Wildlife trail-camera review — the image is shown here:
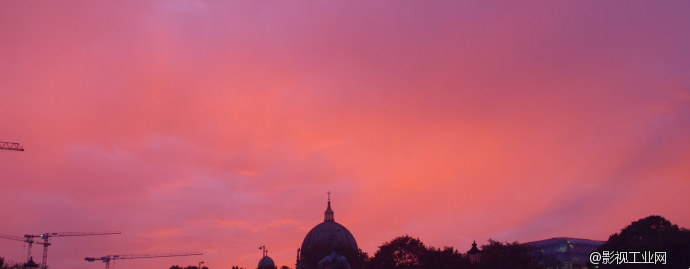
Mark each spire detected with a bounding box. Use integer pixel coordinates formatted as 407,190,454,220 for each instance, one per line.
324,191,334,222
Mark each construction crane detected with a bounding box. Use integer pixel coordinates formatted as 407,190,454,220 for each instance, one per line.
0,141,24,151
31,231,121,269
2,232,121,268
0,234,47,266
85,252,203,269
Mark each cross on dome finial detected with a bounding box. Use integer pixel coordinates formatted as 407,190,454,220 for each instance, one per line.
328,191,331,201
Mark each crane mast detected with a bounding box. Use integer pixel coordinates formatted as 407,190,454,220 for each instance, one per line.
86,252,203,269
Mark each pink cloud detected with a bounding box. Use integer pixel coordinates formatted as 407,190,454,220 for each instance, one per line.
1,1,689,268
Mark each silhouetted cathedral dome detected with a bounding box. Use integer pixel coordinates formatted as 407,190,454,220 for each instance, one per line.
300,195,358,251
258,256,275,269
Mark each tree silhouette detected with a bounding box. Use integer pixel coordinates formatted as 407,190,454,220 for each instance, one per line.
169,265,209,269
0,257,23,269
279,266,290,269
589,215,690,268
420,246,468,269
366,235,428,269
365,235,561,269
476,239,549,269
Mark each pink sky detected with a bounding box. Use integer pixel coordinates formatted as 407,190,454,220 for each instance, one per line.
1,1,690,269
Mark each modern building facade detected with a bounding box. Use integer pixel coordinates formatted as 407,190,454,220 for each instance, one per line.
523,237,605,269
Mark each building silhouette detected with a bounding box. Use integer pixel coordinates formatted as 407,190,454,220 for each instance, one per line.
524,237,605,269
296,193,358,269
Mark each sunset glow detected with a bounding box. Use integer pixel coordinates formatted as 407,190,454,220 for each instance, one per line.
1,1,689,269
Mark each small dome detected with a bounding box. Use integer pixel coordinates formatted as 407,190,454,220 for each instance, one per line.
24,257,39,268
258,256,275,269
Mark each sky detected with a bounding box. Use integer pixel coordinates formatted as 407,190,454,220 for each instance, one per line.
1,1,690,268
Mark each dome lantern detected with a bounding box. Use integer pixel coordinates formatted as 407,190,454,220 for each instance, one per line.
467,240,482,265
324,191,334,222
